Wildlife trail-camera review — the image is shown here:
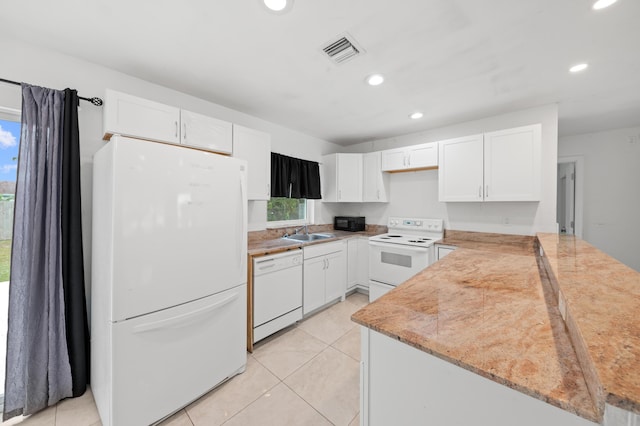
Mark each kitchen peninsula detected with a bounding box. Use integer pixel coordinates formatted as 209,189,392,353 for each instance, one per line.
353,231,640,426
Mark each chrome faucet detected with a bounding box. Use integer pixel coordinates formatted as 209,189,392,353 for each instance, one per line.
294,224,309,235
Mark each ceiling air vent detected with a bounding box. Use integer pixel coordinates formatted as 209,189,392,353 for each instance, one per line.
321,33,364,65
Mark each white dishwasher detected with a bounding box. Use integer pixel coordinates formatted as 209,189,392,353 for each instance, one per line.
253,249,303,343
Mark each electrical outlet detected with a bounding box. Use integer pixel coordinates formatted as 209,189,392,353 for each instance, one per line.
502,217,510,225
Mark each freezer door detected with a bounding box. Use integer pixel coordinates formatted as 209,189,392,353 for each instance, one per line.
109,285,246,426
107,137,247,321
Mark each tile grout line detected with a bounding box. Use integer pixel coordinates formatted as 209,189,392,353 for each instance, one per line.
218,379,282,425
216,358,283,426
279,381,336,426
183,408,195,426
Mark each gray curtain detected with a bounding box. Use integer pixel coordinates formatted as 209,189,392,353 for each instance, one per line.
3,85,73,418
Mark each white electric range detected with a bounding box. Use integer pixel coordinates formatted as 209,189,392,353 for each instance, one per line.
369,217,444,302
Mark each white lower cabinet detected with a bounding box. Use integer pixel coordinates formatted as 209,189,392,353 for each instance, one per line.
303,241,346,315
361,329,597,426
347,238,370,292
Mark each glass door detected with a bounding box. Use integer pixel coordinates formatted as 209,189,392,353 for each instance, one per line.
0,113,20,407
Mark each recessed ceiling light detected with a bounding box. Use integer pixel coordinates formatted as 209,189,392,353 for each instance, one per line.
366,74,384,86
569,63,589,73
262,0,294,13
593,0,618,10
409,112,424,120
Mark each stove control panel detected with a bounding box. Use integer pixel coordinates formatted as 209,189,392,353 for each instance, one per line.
387,217,443,232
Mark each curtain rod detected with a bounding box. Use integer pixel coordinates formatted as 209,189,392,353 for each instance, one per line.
0,77,103,106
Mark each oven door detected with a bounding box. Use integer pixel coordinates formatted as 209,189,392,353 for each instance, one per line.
369,241,431,286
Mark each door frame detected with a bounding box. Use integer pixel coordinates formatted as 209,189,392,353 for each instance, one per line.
557,156,584,238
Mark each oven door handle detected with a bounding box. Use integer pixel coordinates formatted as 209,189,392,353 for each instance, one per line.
368,241,430,252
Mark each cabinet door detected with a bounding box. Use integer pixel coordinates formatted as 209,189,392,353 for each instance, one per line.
181,110,232,154
103,89,180,143
325,250,347,303
303,256,326,315
347,239,358,291
407,143,438,169
357,238,369,288
438,134,484,202
484,124,541,202
337,154,363,202
233,125,271,200
381,148,407,171
363,152,389,202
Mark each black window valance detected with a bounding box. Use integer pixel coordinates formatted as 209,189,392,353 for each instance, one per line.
271,152,322,199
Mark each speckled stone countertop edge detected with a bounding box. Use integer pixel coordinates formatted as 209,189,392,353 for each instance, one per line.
352,231,600,423
537,233,640,417
351,312,599,423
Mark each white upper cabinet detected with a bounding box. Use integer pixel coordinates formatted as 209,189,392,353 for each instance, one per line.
232,125,271,201
180,110,232,154
322,153,363,202
363,152,389,202
380,148,406,171
438,124,542,202
483,125,541,201
438,134,485,202
381,142,438,172
103,90,234,155
104,90,180,144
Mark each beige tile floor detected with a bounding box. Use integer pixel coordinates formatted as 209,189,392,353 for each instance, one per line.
1,292,368,426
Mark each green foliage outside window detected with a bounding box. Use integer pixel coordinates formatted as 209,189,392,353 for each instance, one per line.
267,198,307,222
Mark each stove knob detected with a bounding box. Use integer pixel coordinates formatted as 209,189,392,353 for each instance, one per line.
416,221,422,226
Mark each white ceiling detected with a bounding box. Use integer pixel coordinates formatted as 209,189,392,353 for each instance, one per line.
2,0,640,145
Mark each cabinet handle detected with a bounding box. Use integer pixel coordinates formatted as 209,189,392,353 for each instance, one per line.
266,183,270,197
377,189,380,200
183,123,187,141
486,185,489,198
479,186,482,198
326,258,330,269
175,121,178,138
407,156,411,167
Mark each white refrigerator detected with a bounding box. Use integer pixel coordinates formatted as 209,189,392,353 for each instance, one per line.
91,135,247,426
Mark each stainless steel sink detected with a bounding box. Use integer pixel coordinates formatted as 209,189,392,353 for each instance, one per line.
283,233,336,242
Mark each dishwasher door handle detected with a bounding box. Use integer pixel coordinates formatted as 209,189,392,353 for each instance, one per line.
257,263,276,271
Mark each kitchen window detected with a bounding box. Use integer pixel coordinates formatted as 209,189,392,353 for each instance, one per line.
267,198,314,228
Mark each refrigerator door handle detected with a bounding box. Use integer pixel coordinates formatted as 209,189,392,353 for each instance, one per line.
132,292,240,333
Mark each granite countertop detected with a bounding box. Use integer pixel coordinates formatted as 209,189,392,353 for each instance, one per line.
537,233,640,416
247,225,386,257
352,231,599,422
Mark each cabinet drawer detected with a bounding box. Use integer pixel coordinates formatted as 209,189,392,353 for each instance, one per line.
304,240,346,259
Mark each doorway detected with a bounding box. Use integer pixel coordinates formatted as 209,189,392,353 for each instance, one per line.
557,156,584,237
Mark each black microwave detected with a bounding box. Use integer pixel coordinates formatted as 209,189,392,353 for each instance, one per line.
334,216,365,232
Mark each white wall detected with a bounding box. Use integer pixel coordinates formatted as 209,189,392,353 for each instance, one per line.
0,37,341,301
559,126,640,271
337,104,559,235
